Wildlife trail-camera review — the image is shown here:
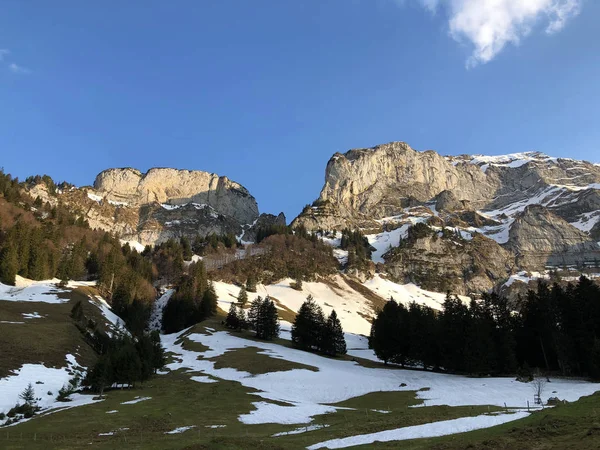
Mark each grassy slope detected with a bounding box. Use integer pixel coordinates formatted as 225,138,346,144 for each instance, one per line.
360,392,600,450
1,317,496,449
2,304,600,449
0,287,106,378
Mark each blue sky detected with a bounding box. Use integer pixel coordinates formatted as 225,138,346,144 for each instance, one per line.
1,1,598,220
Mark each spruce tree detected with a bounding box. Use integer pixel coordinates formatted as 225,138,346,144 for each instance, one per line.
248,296,263,336
0,243,18,285
237,286,248,307
200,282,218,319
225,302,240,329
291,295,325,351
371,298,402,365
150,330,166,373
322,310,346,356
237,305,248,330
260,297,280,340
19,383,36,406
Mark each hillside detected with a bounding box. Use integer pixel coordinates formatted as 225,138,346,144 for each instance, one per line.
0,278,124,421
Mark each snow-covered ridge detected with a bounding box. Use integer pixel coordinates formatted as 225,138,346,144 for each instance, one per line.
446,151,574,173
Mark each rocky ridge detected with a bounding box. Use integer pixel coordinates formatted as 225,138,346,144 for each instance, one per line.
29,167,282,246
293,142,600,293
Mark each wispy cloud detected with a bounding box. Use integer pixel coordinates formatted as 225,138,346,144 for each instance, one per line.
0,49,9,62
401,0,582,67
8,62,32,75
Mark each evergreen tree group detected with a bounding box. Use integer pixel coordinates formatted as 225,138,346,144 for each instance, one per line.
225,302,248,330
162,263,218,333
291,295,347,356
340,228,373,270
369,277,600,379
247,296,280,340
84,329,165,395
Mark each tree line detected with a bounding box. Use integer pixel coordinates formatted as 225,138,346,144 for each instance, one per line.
161,261,218,333
370,277,600,379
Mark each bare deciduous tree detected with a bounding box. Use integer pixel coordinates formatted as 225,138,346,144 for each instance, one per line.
532,377,547,405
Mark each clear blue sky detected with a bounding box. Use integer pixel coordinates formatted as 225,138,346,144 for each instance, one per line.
1,1,599,220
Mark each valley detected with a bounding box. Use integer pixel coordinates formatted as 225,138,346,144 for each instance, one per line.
1,142,600,449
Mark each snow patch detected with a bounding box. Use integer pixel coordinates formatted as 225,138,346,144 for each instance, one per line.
272,424,330,437
0,279,69,304
165,425,196,434
307,411,530,449
120,396,151,405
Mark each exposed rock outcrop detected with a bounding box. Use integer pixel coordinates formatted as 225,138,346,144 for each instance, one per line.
94,167,259,224
36,167,267,246
507,205,600,269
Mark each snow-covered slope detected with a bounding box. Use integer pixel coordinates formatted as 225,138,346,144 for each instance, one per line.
214,274,468,338
163,327,600,427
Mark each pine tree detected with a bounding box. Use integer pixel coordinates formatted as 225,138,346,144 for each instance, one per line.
260,297,280,340
0,243,18,285
19,383,36,406
291,295,325,351
71,300,85,323
200,282,218,319
237,286,248,307
248,296,263,335
87,355,113,396
371,298,402,365
225,302,240,329
236,305,248,330
322,310,346,356
150,330,166,374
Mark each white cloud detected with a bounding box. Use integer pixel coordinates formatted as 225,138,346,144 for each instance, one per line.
0,49,9,61
8,63,32,75
409,0,582,67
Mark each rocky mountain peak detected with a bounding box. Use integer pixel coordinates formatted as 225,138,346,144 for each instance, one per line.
93,167,258,224
293,140,600,276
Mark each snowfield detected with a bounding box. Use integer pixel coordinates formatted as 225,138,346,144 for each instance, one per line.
0,354,99,422
362,275,470,310
213,274,464,337
162,328,600,427
213,277,377,336
0,279,69,304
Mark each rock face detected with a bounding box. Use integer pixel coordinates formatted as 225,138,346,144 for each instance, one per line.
293,141,600,275
507,205,600,269
44,167,274,246
94,168,258,224
385,232,514,296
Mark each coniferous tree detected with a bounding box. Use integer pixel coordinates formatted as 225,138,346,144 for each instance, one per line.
19,383,36,406
236,305,248,330
86,355,113,396
291,295,325,351
371,298,403,365
150,330,166,374
248,296,264,336
201,282,218,318
321,310,346,356
260,297,280,340
225,302,240,329
237,286,248,307
0,243,18,285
